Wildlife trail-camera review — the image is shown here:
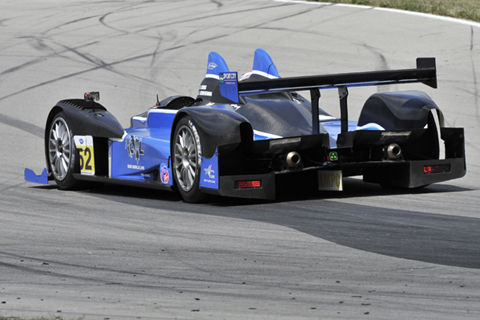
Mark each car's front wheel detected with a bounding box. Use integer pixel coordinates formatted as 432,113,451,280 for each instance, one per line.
172,116,206,203
47,112,81,189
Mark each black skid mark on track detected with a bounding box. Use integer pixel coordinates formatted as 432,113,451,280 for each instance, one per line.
0,49,164,102
0,251,195,290
150,32,164,68
99,12,130,36
211,0,223,8
40,15,102,36
13,36,102,71
50,37,160,85
470,26,479,122
358,43,395,93
0,113,43,138
215,199,480,270
132,2,299,34
53,41,117,73
168,6,321,48
0,57,46,76
87,182,479,270
97,1,195,36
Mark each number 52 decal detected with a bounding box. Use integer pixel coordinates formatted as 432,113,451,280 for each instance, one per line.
74,136,95,176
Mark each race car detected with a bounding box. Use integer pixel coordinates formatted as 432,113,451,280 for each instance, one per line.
25,49,466,202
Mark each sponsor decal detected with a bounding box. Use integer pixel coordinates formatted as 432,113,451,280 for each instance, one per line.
199,152,218,189
219,72,239,103
208,62,217,70
220,72,236,81
127,164,145,170
204,164,215,181
318,170,343,191
125,135,144,164
200,85,207,90
199,90,212,97
141,173,153,180
161,166,170,184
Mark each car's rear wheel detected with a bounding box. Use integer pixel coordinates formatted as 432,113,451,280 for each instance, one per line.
172,116,206,203
48,112,81,189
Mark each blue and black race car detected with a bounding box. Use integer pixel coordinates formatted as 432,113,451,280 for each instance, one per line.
25,49,466,202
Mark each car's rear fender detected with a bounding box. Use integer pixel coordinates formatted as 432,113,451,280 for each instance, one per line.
358,91,444,130
172,107,253,159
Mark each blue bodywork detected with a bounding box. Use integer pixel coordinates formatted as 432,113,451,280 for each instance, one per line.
110,110,175,185
109,108,222,190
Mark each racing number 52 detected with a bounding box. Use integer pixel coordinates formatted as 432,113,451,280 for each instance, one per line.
79,147,93,171
74,135,95,176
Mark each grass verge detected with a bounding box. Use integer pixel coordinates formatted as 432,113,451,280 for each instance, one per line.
0,317,83,320
308,0,480,22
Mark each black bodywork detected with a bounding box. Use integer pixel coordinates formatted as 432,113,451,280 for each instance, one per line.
40,51,466,201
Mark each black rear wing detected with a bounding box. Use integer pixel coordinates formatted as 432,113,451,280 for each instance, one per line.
220,58,436,135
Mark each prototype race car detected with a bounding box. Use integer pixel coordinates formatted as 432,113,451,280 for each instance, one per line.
25,49,466,202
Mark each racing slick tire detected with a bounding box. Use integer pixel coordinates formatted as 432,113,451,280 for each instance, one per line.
47,112,82,190
172,116,207,203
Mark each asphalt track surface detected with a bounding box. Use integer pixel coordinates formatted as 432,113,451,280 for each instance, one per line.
1,1,479,319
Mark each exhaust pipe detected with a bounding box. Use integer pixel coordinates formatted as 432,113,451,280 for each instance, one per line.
386,143,402,160
286,151,302,168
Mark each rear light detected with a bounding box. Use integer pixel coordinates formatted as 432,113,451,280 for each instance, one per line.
234,180,262,189
424,164,450,174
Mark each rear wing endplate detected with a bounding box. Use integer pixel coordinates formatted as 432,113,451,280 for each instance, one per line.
220,58,437,136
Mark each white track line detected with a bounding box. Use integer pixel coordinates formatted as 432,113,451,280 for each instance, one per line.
272,0,480,28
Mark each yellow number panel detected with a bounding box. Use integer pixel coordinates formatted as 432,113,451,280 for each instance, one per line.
74,136,95,176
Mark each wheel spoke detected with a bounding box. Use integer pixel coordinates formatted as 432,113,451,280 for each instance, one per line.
63,127,68,143
185,168,192,189
187,135,194,149
50,153,57,166
55,157,61,175
179,132,185,149
52,124,58,140
174,159,182,169
175,142,183,152
56,123,62,139
63,152,70,165
188,165,195,179
181,167,188,188
61,157,68,175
